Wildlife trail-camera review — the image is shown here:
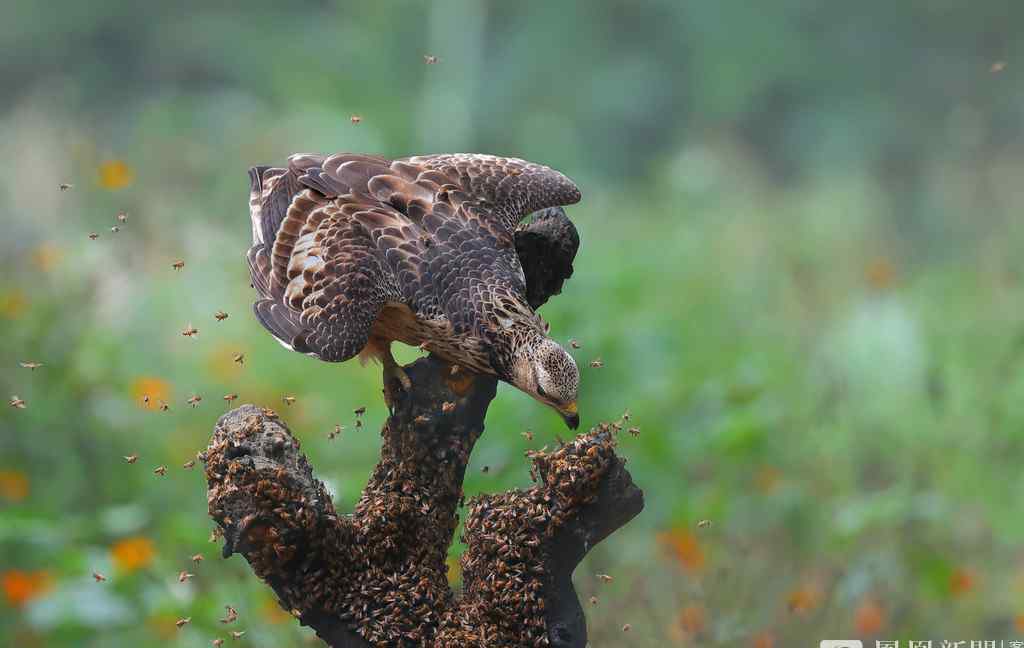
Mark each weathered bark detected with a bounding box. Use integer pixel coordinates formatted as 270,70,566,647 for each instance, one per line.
201,208,644,647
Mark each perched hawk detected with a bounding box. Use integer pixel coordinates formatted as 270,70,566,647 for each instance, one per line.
246,153,583,428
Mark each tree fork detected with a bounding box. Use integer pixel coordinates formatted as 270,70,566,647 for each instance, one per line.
201,207,644,646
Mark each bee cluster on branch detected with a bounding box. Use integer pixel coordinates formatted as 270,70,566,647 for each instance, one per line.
202,364,642,647
199,197,643,647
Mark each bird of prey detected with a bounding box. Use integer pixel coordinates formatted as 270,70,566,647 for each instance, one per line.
246,153,583,428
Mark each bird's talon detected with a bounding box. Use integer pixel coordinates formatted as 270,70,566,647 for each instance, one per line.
381,346,412,410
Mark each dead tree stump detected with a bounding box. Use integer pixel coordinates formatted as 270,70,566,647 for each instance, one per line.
201,207,644,647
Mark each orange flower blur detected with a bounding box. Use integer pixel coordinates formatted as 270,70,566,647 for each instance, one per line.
949,567,975,597
0,470,29,502
676,603,707,638
98,160,135,190
865,256,898,291
111,536,155,572
787,583,824,614
0,290,28,320
854,595,886,634
131,376,171,410
755,466,782,494
31,243,63,273
2,570,52,607
658,529,705,572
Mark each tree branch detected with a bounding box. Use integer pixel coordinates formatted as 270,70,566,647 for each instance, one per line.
201,206,643,646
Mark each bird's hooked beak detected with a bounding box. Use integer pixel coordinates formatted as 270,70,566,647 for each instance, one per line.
559,401,580,430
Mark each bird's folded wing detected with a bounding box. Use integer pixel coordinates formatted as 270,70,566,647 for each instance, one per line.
248,169,407,362
247,153,579,357
302,153,579,334
300,152,581,235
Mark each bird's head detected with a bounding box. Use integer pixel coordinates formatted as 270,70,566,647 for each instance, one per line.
510,336,580,429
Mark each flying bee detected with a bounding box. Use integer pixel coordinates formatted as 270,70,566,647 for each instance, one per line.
628,426,640,438
175,617,191,629
178,571,193,583
230,631,245,639
233,352,245,365
350,115,362,124
110,226,119,233
117,211,127,223
697,519,712,528
622,624,631,633
18,361,43,370
213,640,224,647
220,605,238,624
153,465,167,476
329,424,343,440
124,454,138,464
353,405,366,416
589,596,598,605
93,571,107,582
187,394,202,408
158,400,170,411
223,393,238,404
414,414,430,424
442,401,455,413
597,573,613,584
991,61,1007,73
191,553,204,563
9,396,26,409
182,323,199,337
88,232,99,240
521,430,534,441
590,358,604,368
214,310,229,321
570,338,582,349
480,465,489,474
354,418,363,428
172,260,185,270
282,395,296,406
182,459,196,469
59,183,73,191
424,54,439,64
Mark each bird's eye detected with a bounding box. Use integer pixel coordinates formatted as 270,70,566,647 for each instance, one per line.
536,383,548,398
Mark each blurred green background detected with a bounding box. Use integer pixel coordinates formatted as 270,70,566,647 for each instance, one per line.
2,1,1023,646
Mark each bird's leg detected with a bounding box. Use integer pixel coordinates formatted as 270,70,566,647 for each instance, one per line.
381,342,412,409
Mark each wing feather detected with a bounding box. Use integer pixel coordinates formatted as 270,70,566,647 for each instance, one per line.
245,152,580,363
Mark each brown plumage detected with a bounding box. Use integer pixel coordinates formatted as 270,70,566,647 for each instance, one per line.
246,152,583,427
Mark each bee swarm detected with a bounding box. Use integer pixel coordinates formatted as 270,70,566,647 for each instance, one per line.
200,209,642,647
201,359,642,647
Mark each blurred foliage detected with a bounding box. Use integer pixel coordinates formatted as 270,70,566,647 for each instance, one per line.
2,1,1024,646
